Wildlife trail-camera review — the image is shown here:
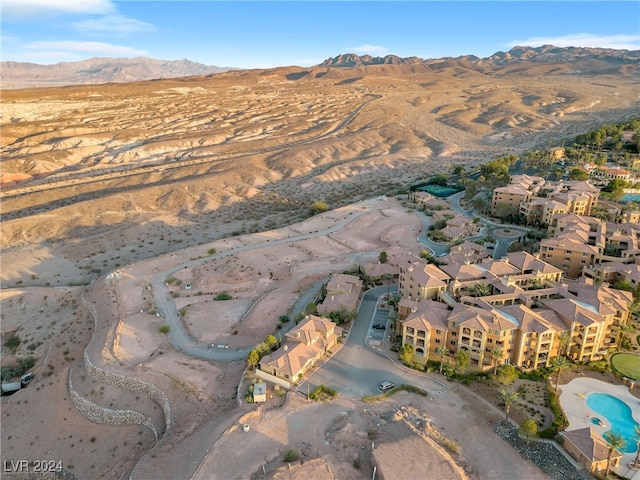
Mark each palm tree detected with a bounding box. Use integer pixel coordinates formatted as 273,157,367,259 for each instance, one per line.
470,283,491,297
435,346,448,375
499,388,519,422
628,301,640,320
632,425,640,468
603,431,626,479
551,357,571,390
616,322,634,351
556,332,571,357
492,348,504,375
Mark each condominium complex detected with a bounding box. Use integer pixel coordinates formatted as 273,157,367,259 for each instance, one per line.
540,213,640,278
491,175,599,223
396,250,633,371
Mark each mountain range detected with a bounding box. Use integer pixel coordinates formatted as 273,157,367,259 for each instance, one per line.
2,45,639,88
0,57,233,88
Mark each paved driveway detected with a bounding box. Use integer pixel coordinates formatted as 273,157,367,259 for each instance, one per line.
303,286,447,398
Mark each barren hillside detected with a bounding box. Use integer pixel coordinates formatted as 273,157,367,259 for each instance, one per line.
1,53,639,285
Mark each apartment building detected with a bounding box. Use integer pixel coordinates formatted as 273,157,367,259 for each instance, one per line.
491,175,599,222
539,233,600,278
491,174,546,217
396,251,632,369
541,214,640,278
317,273,363,315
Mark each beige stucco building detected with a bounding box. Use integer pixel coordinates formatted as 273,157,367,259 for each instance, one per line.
259,315,342,382
396,251,633,370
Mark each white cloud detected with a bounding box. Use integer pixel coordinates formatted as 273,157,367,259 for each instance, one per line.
349,44,390,55
2,0,115,19
73,15,155,37
507,34,640,51
25,40,148,57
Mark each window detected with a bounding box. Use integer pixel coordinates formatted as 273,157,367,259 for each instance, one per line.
451,331,458,337
450,340,456,346
435,339,441,344
435,330,441,335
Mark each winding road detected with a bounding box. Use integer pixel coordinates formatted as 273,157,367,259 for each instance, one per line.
151,204,378,361
417,191,529,259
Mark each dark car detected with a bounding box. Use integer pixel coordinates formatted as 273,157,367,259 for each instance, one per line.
373,324,386,330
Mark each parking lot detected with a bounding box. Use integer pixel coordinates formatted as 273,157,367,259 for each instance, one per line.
368,307,389,344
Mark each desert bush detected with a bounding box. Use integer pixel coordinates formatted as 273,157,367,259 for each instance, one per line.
159,325,170,334
497,364,518,385
3,335,21,349
216,292,232,301
310,201,329,215
442,438,459,454
283,449,298,462
309,385,337,401
520,418,538,437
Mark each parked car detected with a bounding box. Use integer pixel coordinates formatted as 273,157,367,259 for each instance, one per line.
373,324,386,330
378,381,395,393
21,372,34,387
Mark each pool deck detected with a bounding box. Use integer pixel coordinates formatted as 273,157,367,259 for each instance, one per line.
560,377,640,479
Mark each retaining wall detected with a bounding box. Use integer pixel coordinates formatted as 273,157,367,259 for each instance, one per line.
74,285,171,440
68,370,158,442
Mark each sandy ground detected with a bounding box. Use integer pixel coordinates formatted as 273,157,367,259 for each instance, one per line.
191,387,548,480
0,197,427,479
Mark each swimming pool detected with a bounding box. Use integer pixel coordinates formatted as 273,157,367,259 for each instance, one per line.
586,393,639,453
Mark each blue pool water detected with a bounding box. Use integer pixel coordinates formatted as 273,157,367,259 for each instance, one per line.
586,393,639,453
623,194,640,203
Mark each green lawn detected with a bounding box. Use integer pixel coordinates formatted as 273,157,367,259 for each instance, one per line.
610,353,640,382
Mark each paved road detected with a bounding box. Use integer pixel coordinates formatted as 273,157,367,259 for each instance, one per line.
303,286,448,397
151,206,373,361
447,191,530,259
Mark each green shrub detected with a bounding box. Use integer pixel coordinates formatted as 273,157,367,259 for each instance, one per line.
283,449,298,462
309,385,338,401
159,325,170,334
547,385,569,432
310,201,329,215
3,336,21,349
1,356,36,382
520,418,538,437
207,248,217,255
442,438,459,454
518,367,551,382
216,292,232,301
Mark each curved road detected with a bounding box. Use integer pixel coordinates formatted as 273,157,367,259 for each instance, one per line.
151,205,376,361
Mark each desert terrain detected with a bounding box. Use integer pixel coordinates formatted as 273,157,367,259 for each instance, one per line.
1,50,639,479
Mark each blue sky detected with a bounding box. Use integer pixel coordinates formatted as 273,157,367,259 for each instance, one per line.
2,1,639,68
